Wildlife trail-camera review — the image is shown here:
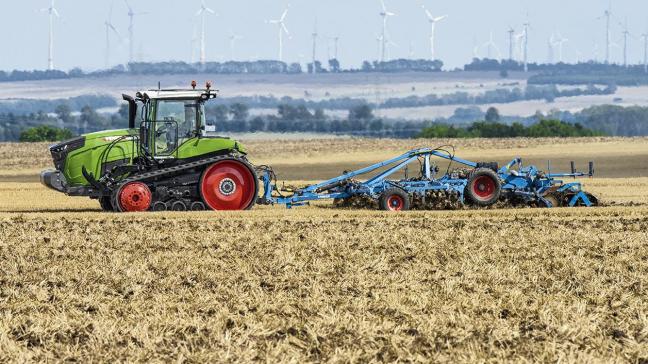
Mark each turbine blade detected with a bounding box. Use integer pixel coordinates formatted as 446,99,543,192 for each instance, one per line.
205,7,215,14
195,9,203,16
124,0,133,12
52,8,60,17
282,23,290,36
281,8,289,21
379,0,387,12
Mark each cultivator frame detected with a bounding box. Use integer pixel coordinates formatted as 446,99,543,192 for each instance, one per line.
257,146,598,210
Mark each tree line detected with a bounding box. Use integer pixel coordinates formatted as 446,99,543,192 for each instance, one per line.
211,84,615,111
0,59,442,83
417,119,603,139
11,102,648,143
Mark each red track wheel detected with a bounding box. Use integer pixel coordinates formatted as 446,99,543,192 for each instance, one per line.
117,182,152,212
200,159,258,211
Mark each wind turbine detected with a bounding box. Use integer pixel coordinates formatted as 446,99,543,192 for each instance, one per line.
523,20,531,71
195,0,216,65
482,31,501,59
124,0,148,64
228,30,243,61
41,0,60,70
105,4,123,68
620,19,630,67
553,32,568,63
642,31,648,73
331,36,340,60
311,19,318,74
598,1,613,64
267,6,290,62
421,4,447,61
507,27,515,61
547,34,555,63
378,0,396,62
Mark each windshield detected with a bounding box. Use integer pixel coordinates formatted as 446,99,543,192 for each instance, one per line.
155,100,198,139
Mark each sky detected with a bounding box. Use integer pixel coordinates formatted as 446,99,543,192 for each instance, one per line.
1,0,647,72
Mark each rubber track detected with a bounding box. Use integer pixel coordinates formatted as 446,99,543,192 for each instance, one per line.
114,154,247,190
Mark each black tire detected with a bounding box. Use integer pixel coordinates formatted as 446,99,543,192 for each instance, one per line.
99,196,114,212
379,188,411,211
464,168,502,207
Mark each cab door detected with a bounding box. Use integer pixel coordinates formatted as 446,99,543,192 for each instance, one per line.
151,100,200,159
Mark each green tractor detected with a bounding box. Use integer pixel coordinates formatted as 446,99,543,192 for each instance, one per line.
40,83,259,212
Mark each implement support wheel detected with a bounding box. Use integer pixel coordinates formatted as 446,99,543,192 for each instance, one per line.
465,168,502,207
200,158,258,211
379,188,411,211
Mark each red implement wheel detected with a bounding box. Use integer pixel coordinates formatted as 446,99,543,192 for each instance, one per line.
465,168,501,206
117,182,152,212
379,188,411,211
200,159,258,211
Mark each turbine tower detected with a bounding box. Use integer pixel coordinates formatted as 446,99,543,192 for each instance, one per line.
507,27,515,61
598,1,612,64
547,35,555,63
621,19,630,67
228,30,243,61
421,4,447,60
41,0,60,70
195,0,216,65
105,5,122,68
267,6,290,62
642,32,648,73
125,0,148,64
378,0,396,62
332,36,340,60
523,20,530,72
311,19,318,74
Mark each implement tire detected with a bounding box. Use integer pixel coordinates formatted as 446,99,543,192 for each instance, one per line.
379,188,411,211
465,168,502,207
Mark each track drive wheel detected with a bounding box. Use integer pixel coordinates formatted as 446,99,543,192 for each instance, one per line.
379,188,411,211
200,158,258,211
464,168,502,207
114,182,152,212
99,196,114,212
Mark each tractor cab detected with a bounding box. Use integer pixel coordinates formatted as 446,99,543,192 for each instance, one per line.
124,82,219,161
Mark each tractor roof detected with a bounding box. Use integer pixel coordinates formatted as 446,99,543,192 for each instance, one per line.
136,89,217,101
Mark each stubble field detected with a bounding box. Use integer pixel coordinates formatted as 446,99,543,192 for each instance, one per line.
0,137,647,362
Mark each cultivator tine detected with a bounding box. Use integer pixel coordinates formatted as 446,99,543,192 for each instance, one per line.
570,161,576,176
588,161,595,177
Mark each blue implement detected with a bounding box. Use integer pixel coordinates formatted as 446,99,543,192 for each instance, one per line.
256,146,599,210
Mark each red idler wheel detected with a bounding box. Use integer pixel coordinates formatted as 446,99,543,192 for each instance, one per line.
465,168,502,206
117,182,152,212
200,159,258,211
379,188,411,211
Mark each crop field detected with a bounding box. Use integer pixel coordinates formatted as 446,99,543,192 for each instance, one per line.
1,137,647,362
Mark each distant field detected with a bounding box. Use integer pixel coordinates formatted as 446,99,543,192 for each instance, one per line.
1,137,647,361
3,72,648,121
4,137,647,182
